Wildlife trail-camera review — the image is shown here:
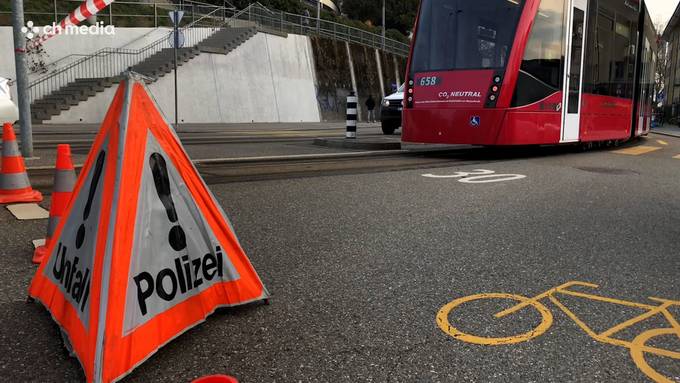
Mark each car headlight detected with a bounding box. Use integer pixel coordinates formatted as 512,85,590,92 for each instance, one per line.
383,99,390,107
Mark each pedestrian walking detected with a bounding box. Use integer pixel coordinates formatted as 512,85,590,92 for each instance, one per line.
366,95,376,123
303,9,311,30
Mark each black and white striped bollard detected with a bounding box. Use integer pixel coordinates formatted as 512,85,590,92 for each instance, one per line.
346,91,358,139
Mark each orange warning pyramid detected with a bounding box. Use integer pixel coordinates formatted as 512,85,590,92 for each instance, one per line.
28,75,269,383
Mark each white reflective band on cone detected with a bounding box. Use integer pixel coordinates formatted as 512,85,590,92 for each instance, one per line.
3,142,21,157
53,170,77,193
0,172,31,190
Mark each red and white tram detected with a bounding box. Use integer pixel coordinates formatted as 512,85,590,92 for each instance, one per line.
402,0,657,146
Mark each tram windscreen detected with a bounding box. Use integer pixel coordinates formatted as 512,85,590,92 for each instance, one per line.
410,0,526,73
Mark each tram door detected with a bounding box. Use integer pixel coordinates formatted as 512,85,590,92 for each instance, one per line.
561,0,588,142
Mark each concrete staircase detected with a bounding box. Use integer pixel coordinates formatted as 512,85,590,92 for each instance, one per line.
198,25,257,54
31,25,257,124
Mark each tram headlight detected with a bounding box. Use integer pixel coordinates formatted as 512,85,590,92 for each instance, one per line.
383,99,390,107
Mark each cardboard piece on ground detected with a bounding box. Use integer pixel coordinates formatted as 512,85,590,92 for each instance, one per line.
6,203,50,220
32,238,46,249
28,75,269,383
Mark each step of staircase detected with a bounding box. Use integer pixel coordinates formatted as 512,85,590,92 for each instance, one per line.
31,25,258,124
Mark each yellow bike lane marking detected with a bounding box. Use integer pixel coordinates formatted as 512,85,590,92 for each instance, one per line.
436,281,680,383
613,146,663,156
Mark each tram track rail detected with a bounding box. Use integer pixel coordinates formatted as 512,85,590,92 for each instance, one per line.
25,141,607,194
27,148,495,193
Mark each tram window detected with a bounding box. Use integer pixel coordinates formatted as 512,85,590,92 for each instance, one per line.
612,22,634,98
511,0,566,107
583,0,638,100
585,11,615,96
410,0,524,73
478,24,500,68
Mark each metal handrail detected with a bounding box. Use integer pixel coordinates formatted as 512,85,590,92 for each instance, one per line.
28,6,236,102
27,2,409,103
39,28,166,71
241,2,409,56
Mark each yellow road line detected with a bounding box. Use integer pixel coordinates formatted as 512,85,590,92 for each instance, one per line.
657,140,669,146
495,281,599,318
437,293,553,345
659,308,680,338
548,295,600,339
558,289,656,310
613,146,662,156
599,307,663,338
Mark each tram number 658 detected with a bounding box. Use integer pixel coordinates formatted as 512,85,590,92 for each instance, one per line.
419,76,440,87
422,169,526,184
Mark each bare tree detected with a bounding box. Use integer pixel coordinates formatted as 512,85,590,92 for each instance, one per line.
654,17,669,109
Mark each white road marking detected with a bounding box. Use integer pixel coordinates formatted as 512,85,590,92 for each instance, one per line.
459,174,527,183
422,169,495,179
422,169,526,184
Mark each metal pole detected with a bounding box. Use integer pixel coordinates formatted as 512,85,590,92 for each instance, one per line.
173,14,179,130
382,0,386,51
317,0,321,34
11,0,33,158
53,0,58,23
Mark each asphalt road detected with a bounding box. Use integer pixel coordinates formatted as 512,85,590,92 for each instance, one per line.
1,134,679,382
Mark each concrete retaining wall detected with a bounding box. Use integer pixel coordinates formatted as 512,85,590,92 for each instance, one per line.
310,37,406,122
49,33,321,124
1,26,406,124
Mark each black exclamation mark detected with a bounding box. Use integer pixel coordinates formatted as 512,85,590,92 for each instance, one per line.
76,151,106,250
149,153,186,251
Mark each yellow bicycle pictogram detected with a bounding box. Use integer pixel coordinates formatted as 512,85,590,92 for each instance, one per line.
436,281,680,383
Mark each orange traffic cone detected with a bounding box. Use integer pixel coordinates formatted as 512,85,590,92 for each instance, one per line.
33,144,76,264
0,123,42,204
